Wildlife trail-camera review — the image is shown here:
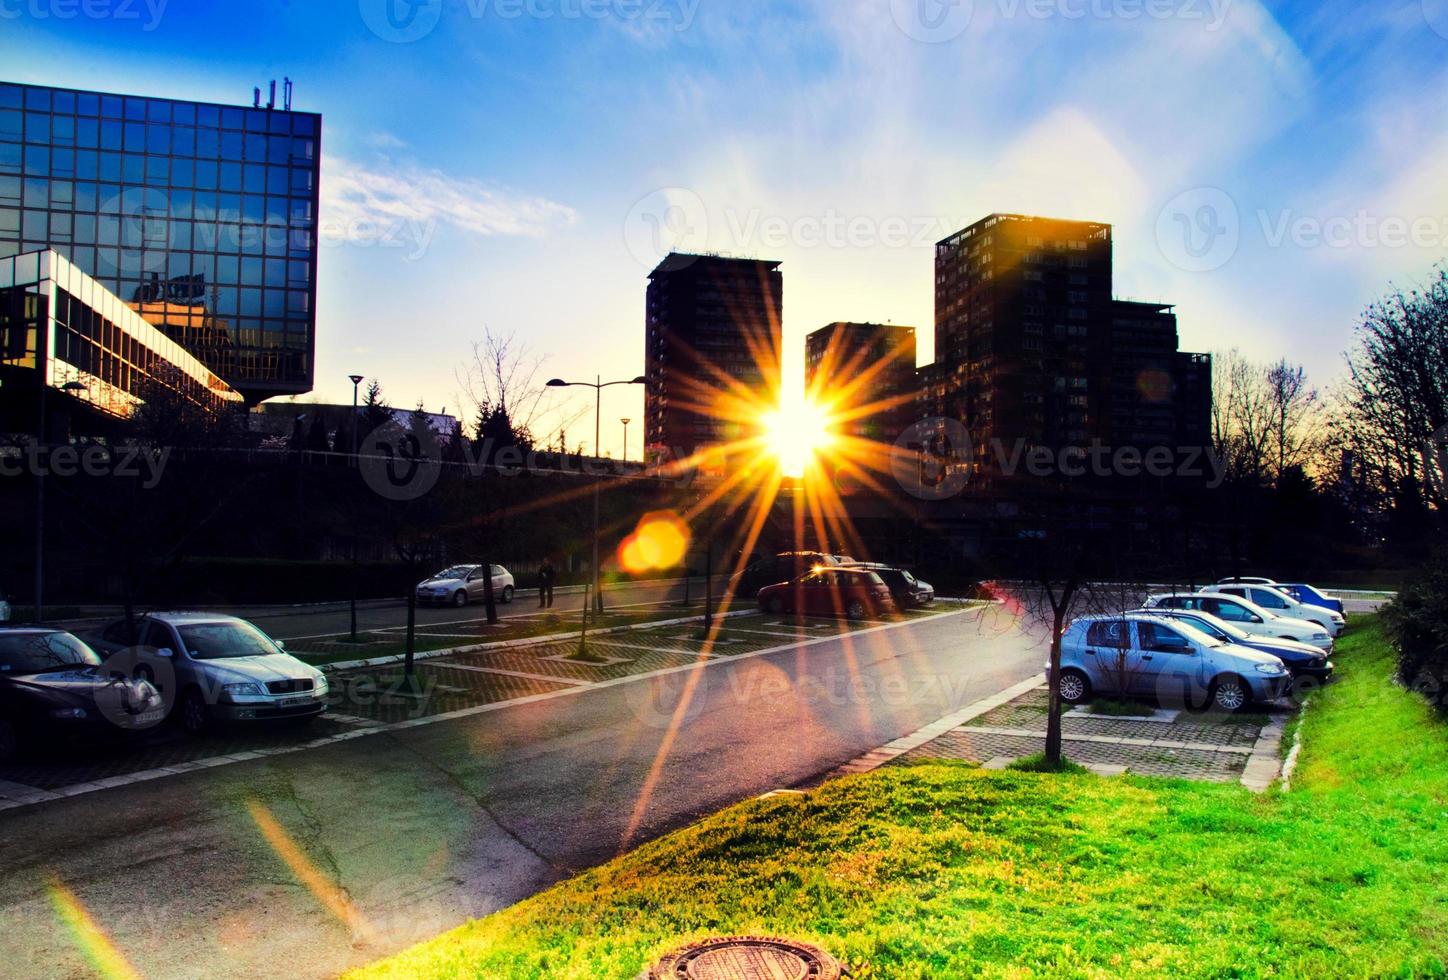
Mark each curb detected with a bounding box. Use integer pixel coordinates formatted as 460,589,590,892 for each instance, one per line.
313,609,758,673
824,672,1047,779
1240,713,1289,793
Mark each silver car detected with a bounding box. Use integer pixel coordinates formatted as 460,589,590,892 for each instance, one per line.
92,613,328,734
415,564,516,607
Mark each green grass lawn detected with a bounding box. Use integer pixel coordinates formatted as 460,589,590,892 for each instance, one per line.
349,617,1448,978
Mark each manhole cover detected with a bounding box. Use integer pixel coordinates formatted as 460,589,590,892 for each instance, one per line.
649,936,845,979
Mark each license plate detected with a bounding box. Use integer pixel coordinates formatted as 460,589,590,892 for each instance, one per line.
277,695,313,708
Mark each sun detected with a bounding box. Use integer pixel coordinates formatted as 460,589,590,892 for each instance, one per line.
762,398,836,477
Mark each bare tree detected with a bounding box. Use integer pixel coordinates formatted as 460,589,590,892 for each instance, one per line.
1265,359,1326,480
1340,265,1448,511
455,328,584,452
1212,349,1326,487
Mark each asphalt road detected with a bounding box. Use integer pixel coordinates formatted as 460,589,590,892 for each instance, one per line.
0,605,1045,979
206,576,716,643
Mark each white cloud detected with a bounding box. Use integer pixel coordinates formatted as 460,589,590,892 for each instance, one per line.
321,157,580,239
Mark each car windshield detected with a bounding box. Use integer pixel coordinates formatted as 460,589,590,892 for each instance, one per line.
1168,620,1223,648
177,622,283,660
0,632,102,674
431,566,476,581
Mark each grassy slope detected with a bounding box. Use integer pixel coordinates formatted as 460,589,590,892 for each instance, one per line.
350,619,1448,979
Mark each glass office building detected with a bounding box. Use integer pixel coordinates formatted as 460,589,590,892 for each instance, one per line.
0,248,242,427
0,81,321,401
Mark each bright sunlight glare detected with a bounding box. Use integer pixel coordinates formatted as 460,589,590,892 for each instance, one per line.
762,398,836,477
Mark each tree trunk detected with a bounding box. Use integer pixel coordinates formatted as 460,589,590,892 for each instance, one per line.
1045,625,1064,766
483,560,498,625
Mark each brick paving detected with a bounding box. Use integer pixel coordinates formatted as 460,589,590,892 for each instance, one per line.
888,685,1286,784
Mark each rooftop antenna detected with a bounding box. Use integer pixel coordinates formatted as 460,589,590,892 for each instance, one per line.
266,79,276,110
283,77,293,111
252,87,261,108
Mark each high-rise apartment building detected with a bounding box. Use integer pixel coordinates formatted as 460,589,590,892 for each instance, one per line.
0,80,321,402
804,321,916,446
931,213,1209,478
644,253,782,465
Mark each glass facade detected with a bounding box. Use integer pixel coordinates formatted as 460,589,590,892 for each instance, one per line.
0,249,243,420
0,81,321,400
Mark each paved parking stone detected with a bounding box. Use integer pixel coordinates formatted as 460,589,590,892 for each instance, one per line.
888,686,1286,784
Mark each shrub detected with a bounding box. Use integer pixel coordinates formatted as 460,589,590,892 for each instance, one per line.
1381,556,1448,711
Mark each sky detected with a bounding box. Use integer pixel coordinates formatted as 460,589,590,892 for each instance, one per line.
4,0,1448,456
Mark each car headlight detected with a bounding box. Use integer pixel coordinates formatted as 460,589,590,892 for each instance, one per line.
223,682,264,697
1255,663,1286,675
1312,631,1330,640
313,674,329,696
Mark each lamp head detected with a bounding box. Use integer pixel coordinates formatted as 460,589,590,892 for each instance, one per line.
348,374,365,386
546,379,568,387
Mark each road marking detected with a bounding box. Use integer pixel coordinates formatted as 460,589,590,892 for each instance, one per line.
421,662,593,687
0,606,978,812
717,627,826,639
586,640,722,659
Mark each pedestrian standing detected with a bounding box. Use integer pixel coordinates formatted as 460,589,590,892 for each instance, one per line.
539,558,556,609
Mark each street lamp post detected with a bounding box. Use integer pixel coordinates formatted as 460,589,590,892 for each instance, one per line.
348,374,365,459
348,374,364,642
620,418,631,464
546,375,647,616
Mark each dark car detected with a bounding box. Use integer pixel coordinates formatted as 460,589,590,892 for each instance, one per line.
0,628,163,761
731,552,838,598
757,567,895,620
1132,608,1333,687
840,563,935,608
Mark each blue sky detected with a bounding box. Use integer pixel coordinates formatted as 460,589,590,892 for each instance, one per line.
4,0,1448,454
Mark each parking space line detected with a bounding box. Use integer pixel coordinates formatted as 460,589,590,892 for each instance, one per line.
0,606,974,811
421,662,593,686
586,640,722,659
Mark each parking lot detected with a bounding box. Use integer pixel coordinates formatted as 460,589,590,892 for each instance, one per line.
0,604,964,806
889,684,1292,786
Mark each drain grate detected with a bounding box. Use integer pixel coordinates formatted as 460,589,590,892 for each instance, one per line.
649,936,845,979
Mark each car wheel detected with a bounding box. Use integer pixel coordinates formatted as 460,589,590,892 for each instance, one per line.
500,585,514,604
179,687,212,735
452,590,468,608
1210,675,1250,713
1059,669,1090,705
0,719,17,763
846,600,866,620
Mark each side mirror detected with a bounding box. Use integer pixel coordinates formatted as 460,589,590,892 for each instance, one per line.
1250,615,1263,624
156,648,175,659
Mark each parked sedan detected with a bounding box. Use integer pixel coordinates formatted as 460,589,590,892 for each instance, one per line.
415,564,516,607
840,563,935,608
731,552,839,599
0,628,163,761
1143,593,1334,651
757,567,894,620
1215,576,1278,586
1056,614,1292,712
92,613,328,734
1208,583,1345,636
1275,583,1346,616
1130,607,1333,687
